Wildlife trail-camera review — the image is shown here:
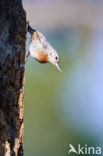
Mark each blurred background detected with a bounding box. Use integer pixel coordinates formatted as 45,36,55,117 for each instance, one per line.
23,0,103,155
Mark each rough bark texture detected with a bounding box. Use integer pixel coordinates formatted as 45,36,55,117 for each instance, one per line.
0,0,26,155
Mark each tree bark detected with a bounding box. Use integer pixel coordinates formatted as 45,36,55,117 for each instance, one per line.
0,0,26,155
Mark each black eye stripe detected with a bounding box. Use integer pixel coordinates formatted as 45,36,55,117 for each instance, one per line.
55,56,58,60
50,53,58,59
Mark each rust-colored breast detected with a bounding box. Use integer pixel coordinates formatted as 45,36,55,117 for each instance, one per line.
38,50,48,63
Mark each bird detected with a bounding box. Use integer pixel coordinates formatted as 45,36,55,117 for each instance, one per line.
27,24,62,72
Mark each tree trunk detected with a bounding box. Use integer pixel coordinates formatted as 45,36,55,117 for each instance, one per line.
0,0,26,155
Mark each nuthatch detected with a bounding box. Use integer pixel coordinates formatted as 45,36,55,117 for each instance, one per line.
27,24,62,72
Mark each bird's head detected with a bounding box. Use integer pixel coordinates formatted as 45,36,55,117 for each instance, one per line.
47,48,62,72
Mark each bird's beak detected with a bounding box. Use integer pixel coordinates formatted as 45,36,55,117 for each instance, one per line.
56,63,62,72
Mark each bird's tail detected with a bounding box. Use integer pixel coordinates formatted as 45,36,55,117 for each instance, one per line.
27,22,36,34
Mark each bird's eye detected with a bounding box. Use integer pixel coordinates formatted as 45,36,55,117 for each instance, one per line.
55,56,58,60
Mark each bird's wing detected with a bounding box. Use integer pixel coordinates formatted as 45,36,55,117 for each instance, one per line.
27,23,36,34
